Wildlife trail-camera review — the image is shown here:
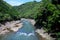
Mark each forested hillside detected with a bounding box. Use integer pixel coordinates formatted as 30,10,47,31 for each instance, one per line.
14,1,40,19
0,0,41,23
14,0,60,39
35,0,60,40
0,0,20,23
14,0,60,40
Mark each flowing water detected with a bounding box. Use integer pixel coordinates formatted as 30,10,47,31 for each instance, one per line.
0,20,39,40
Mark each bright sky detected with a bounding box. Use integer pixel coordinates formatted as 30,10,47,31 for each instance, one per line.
4,0,41,6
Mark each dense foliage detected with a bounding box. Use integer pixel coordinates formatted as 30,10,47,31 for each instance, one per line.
0,0,20,23
14,1,40,19
0,0,60,40
35,0,60,40
14,0,60,39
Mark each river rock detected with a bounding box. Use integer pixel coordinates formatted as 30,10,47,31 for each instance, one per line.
0,20,23,35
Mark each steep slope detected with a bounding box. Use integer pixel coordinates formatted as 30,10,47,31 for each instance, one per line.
0,0,11,22
14,1,40,19
34,0,60,40
0,0,20,23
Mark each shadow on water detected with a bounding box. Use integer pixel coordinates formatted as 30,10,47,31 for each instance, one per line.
0,20,39,40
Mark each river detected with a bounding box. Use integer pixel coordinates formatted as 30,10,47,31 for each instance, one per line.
0,20,39,40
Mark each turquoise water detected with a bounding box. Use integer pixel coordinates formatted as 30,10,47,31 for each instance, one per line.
1,20,39,40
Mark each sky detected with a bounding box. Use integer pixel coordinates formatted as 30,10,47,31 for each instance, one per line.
4,0,41,6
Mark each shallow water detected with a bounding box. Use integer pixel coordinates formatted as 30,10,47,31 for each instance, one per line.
0,20,39,40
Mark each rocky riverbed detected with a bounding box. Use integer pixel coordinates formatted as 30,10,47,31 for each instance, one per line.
0,18,54,40
0,18,35,35
35,28,54,40
0,20,23,35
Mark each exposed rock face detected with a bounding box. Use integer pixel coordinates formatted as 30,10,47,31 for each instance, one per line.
35,28,55,40
0,19,35,35
0,20,23,35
